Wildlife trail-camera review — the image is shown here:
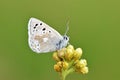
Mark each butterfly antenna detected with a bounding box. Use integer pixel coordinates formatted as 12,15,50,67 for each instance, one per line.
64,18,70,35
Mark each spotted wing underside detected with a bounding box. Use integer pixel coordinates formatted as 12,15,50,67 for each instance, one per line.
28,18,63,53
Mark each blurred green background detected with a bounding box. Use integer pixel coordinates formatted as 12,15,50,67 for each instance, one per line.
0,0,120,80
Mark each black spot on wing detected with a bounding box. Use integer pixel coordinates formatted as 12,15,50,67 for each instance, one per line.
42,28,46,31
33,26,36,29
34,24,38,29
40,23,42,25
35,24,38,26
49,31,51,33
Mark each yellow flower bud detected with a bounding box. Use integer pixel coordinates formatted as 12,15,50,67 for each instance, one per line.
79,59,87,68
61,48,67,51
75,59,87,69
57,48,66,58
67,48,73,54
74,60,79,64
76,48,82,54
73,48,82,60
53,45,89,75
53,52,60,61
54,64,61,72
67,45,74,50
63,62,69,70
65,48,74,61
58,51,64,58
57,61,62,68
80,67,89,74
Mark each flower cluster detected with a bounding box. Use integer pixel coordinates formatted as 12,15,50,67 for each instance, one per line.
53,45,88,80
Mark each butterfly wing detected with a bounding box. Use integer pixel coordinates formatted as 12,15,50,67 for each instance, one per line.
28,18,63,53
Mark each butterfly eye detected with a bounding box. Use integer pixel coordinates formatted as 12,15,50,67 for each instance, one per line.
64,37,68,40
65,37,68,40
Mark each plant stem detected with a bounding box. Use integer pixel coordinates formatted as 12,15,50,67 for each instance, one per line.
61,70,66,80
61,68,75,80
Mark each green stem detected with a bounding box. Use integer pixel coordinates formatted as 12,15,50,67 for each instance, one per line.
61,68,75,80
61,70,66,80
61,60,75,80
68,60,74,69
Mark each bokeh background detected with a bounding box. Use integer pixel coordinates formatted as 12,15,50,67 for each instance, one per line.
0,0,120,80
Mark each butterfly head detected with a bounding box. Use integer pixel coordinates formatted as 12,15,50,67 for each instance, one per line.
63,35,69,41
62,35,69,46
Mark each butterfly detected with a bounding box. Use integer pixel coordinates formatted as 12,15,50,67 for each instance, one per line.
28,18,69,53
